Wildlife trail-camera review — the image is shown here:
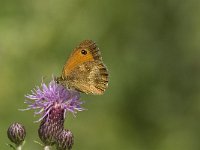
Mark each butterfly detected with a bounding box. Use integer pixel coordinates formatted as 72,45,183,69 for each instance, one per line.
56,40,109,95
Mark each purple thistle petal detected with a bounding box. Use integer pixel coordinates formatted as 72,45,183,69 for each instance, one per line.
23,79,84,121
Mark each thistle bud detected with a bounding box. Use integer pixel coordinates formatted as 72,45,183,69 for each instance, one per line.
56,129,74,150
7,122,26,146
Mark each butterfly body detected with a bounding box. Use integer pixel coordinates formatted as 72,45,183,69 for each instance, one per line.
57,40,109,95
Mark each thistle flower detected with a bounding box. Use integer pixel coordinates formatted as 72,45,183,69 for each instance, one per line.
24,79,84,145
7,122,26,147
56,129,74,150
25,80,84,121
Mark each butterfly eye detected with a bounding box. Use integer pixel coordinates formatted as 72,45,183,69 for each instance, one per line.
81,49,87,55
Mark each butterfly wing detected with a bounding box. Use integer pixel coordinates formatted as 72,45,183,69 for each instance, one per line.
58,40,109,95
65,61,108,94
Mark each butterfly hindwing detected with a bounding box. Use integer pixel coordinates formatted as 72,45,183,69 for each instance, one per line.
65,61,108,95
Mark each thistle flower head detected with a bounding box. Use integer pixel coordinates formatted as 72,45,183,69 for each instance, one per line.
38,104,65,145
24,79,84,122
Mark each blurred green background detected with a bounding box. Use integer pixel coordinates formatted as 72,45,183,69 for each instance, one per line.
1,0,200,150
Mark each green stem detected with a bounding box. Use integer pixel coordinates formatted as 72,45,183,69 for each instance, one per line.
16,145,22,150
44,146,51,150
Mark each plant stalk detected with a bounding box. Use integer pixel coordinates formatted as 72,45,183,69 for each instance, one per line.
44,146,51,150
16,145,22,150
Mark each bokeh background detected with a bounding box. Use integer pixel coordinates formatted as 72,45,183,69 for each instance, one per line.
1,0,200,150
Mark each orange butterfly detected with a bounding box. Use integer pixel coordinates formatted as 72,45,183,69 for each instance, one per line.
56,40,109,95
